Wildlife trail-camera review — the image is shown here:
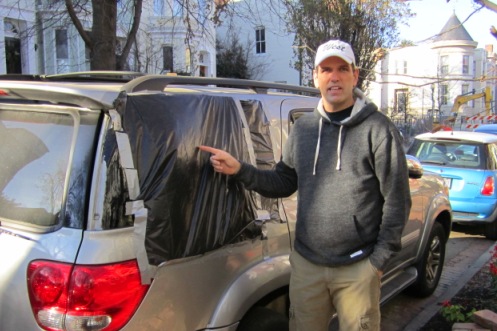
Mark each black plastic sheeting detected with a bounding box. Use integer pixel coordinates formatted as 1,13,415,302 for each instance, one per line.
240,100,279,221
116,93,259,265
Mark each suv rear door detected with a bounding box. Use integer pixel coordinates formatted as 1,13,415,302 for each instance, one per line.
0,91,102,330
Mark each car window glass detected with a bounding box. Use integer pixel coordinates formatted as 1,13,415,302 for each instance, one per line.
288,108,313,133
0,109,97,229
410,140,484,169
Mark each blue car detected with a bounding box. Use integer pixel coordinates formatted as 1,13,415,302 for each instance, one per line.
474,124,497,134
407,130,497,239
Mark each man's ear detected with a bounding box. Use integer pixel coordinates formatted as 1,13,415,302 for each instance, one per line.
313,69,319,88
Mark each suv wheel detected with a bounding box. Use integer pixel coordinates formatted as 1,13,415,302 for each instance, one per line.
484,220,497,240
237,307,288,331
406,222,446,298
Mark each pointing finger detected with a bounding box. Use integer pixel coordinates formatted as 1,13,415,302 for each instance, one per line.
198,145,220,155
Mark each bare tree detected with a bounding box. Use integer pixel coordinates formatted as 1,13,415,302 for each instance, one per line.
64,0,142,70
281,0,413,89
5,0,224,72
459,0,497,40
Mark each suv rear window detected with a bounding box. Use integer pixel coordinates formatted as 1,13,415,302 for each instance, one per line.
0,108,98,230
408,140,485,169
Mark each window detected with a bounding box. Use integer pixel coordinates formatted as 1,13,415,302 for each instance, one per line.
173,1,183,16
394,89,408,114
408,140,483,169
256,27,266,54
440,84,449,105
55,29,68,59
0,109,99,228
463,55,469,74
440,55,448,75
163,46,173,72
4,21,21,74
153,0,163,15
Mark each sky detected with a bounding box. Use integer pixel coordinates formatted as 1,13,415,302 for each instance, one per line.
398,0,497,48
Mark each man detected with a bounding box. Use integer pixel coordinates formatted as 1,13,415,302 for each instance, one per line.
200,39,411,331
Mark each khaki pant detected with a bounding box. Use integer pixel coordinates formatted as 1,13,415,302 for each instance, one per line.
289,250,381,331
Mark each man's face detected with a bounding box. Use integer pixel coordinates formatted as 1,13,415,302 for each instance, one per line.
313,56,359,112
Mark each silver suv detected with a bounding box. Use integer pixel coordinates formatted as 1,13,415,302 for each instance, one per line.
0,73,452,331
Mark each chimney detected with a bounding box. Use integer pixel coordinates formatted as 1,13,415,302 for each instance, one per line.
486,44,494,54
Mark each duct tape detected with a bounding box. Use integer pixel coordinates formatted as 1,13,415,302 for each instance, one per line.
127,200,155,284
109,109,122,131
125,168,140,200
115,132,135,169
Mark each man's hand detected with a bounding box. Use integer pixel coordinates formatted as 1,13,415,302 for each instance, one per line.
198,146,241,175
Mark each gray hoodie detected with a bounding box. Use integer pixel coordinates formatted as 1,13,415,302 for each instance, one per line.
235,88,412,271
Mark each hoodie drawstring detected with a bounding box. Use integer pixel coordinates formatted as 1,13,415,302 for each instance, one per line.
313,117,322,175
312,120,343,175
336,125,343,170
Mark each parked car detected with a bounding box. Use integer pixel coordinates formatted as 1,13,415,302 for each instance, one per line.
474,123,497,134
0,72,452,331
407,130,497,239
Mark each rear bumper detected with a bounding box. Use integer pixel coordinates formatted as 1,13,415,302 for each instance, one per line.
450,198,497,224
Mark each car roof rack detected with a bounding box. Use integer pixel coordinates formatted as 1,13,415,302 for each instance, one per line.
45,71,144,82
0,71,144,83
122,75,320,96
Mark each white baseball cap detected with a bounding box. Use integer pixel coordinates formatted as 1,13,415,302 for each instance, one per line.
314,40,356,67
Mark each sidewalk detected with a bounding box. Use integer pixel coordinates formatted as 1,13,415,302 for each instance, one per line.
380,235,495,331
404,241,494,330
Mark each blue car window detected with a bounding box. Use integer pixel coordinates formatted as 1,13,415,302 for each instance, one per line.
412,140,485,169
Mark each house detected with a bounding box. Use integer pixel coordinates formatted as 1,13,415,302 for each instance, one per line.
0,0,216,76
368,13,497,130
215,0,301,84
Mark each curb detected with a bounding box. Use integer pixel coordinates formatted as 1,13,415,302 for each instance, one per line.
403,245,494,331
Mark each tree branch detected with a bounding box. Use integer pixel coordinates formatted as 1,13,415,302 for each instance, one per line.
65,0,92,47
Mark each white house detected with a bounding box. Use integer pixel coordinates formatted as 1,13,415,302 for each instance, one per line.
0,0,216,76
368,13,497,129
0,0,38,74
216,0,300,84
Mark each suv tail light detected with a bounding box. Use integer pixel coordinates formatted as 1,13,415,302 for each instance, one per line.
481,176,495,196
27,260,149,331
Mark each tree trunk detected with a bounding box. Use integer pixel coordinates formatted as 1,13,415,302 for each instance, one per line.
91,0,117,70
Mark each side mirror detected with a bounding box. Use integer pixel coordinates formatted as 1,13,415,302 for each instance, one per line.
406,155,423,179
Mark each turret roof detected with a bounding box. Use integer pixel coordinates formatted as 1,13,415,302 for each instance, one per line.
434,12,474,42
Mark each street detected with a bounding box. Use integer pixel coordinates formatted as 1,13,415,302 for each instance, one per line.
380,228,496,331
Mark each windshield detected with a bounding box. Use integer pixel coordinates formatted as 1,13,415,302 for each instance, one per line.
0,108,98,229
407,139,485,169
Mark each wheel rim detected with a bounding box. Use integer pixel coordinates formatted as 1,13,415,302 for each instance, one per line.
425,235,441,283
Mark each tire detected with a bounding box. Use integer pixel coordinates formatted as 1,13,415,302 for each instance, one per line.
484,220,497,240
237,307,289,331
406,222,446,298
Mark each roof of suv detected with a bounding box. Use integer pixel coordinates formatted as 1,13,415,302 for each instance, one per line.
415,130,497,144
0,72,320,110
